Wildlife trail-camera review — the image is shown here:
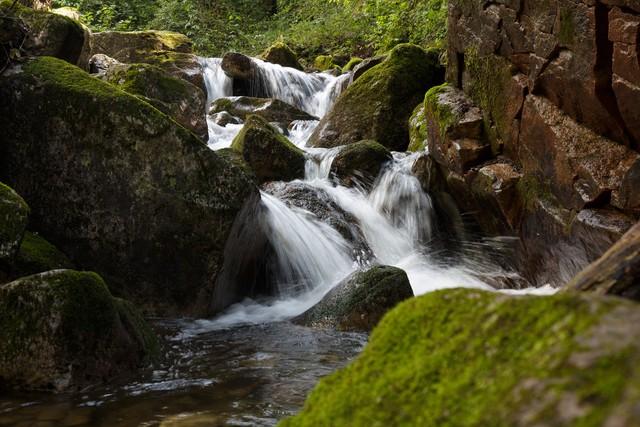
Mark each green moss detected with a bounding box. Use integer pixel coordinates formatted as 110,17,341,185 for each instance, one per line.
0,182,29,262
114,298,160,360
12,231,74,277
261,41,303,70
423,83,459,137
314,55,340,71
310,43,444,151
559,7,575,45
408,102,427,152
464,48,513,153
105,63,196,104
343,57,363,72
282,289,639,427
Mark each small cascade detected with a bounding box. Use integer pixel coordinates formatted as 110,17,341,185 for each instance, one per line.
198,56,349,150
249,59,350,118
260,192,354,296
369,153,434,244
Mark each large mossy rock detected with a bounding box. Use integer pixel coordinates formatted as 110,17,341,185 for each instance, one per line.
330,140,391,188
210,96,316,128
308,44,444,151
0,57,257,316
282,288,640,427
11,231,74,279
0,183,29,268
0,0,87,66
261,41,303,71
0,270,158,392
294,266,413,332
103,62,208,140
566,221,640,301
231,115,306,184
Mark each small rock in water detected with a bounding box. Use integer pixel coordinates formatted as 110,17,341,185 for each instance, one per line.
294,265,414,332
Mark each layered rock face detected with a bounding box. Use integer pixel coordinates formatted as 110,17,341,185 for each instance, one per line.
418,0,640,287
0,57,257,316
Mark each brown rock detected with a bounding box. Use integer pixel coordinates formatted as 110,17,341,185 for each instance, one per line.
519,95,640,212
565,220,640,301
221,52,254,80
470,162,523,232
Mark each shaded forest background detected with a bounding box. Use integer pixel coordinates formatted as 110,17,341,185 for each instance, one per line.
51,0,447,62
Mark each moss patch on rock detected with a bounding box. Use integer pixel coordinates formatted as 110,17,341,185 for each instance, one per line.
408,102,428,152
343,57,363,72
0,182,30,265
231,115,306,184
282,288,640,427
11,231,74,278
313,54,340,71
308,44,444,151
0,270,158,392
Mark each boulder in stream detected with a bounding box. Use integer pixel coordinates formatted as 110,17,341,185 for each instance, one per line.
294,266,413,332
308,44,444,151
0,270,158,392
210,96,317,129
231,115,306,184
221,51,254,80
0,56,258,316
330,140,392,189
283,288,640,426
261,41,303,71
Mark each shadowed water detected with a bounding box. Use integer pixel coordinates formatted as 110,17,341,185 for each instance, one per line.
0,322,366,427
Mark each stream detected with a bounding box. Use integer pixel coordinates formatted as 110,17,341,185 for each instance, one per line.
0,56,553,426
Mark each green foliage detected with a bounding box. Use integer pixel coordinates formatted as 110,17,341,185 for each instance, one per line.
51,0,157,31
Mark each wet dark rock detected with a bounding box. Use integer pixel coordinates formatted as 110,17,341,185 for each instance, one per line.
211,111,243,127
231,115,306,184
210,96,316,129
261,41,303,71
308,44,444,151
330,140,392,189
0,56,257,316
294,266,413,332
565,220,640,300
0,270,158,392
221,51,254,80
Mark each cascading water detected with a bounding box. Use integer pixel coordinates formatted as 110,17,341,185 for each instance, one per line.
194,56,553,330
198,55,349,149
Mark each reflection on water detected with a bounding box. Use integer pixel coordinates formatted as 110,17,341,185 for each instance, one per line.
0,321,366,427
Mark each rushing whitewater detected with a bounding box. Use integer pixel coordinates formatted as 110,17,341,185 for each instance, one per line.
188,56,551,332
199,56,349,149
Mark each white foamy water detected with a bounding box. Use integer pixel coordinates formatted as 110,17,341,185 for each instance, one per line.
199,56,348,150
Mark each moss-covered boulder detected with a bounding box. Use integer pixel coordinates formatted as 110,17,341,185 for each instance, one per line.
0,183,29,268
342,57,363,72
0,56,257,316
294,266,413,332
283,288,640,427
90,31,204,91
313,55,341,72
1,0,87,66
408,102,428,152
231,115,306,184
565,221,640,301
351,55,386,82
11,231,74,279
308,44,444,151
0,270,158,392
261,41,303,71
103,62,208,140
210,96,316,129
330,140,391,188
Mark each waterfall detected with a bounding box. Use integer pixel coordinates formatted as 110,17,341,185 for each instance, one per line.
198,55,349,150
